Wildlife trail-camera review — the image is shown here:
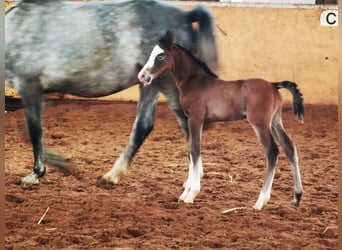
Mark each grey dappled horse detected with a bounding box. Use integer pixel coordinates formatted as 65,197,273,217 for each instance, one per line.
5,0,217,184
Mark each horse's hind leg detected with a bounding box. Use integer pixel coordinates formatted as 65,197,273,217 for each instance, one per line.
102,83,160,184
251,123,279,210
20,94,45,184
272,115,303,206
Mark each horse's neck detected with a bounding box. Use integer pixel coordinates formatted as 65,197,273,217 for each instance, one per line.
172,48,208,88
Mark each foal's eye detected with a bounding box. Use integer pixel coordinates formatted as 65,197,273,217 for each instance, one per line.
156,54,165,61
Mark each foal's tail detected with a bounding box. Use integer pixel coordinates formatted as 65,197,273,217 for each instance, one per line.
187,6,218,72
273,81,304,122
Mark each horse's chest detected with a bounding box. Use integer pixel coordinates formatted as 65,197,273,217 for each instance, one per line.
179,93,205,117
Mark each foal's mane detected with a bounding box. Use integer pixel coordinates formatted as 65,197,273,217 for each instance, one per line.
176,44,218,78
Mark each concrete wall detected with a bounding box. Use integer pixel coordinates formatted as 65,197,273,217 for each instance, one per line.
83,2,339,104
5,1,338,104
205,3,338,104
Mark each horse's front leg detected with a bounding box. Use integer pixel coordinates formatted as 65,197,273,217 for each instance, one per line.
159,73,189,137
179,117,203,203
20,94,45,184
102,83,160,184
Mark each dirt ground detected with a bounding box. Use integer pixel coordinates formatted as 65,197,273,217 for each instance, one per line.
5,100,338,249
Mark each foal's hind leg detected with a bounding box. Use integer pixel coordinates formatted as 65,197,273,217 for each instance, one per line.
272,115,303,206
20,93,45,184
251,123,279,210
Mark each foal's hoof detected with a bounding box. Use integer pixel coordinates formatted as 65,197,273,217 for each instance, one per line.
21,172,39,185
178,196,194,203
292,200,300,207
252,204,263,211
292,192,302,207
179,188,199,203
253,195,270,210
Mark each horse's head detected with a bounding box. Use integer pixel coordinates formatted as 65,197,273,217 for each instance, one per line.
138,31,176,86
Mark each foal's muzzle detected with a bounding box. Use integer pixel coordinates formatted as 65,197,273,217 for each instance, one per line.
138,70,153,86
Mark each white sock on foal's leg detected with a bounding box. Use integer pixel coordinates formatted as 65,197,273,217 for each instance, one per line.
180,156,202,203
253,167,275,210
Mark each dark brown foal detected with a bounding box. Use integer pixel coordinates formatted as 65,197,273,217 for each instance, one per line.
138,31,304,210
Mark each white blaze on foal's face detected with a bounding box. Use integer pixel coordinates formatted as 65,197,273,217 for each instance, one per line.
138,45,165,85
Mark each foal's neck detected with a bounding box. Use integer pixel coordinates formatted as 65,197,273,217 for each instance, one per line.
172,45,215,87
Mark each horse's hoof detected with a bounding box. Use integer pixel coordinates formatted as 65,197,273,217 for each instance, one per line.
100,174,120,185
21,172,39,185
101,168,128,185
97,177,113,187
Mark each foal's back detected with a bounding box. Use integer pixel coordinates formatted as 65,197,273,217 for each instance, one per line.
199,78,281,123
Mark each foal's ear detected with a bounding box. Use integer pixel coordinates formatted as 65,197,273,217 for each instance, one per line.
161,30,176,51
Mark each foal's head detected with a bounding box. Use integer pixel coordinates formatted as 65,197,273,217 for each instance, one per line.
138,31,176,86
138,31,217,86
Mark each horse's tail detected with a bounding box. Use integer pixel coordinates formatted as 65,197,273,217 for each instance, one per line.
273,81,304,122
5,5,18,15
187,6,218,72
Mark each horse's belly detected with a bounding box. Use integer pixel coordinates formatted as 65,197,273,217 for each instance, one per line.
5,1,143,97
41,70,138,97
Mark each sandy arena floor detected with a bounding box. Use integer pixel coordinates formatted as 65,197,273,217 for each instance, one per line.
5,100,338,249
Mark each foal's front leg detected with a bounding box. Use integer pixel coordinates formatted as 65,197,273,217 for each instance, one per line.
179,117,203,203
